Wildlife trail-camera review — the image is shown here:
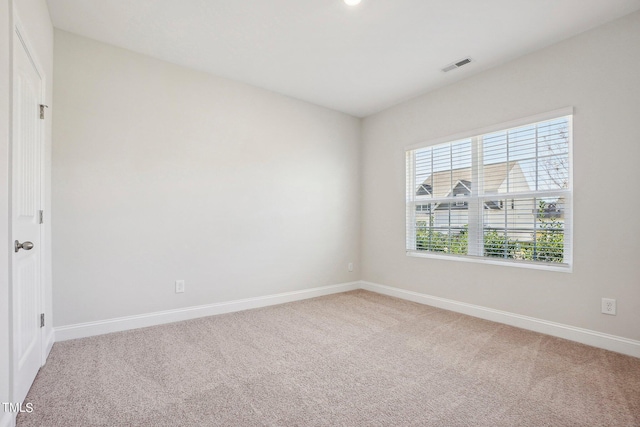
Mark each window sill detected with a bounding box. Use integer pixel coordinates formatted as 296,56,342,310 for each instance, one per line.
406,250,572,273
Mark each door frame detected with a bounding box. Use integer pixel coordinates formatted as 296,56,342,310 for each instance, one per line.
9,10,50,406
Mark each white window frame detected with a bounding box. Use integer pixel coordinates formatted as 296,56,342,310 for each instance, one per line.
405,107,573,272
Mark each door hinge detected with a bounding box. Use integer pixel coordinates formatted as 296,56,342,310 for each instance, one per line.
39,104,48,120
40,313,45,328
39,210,44,224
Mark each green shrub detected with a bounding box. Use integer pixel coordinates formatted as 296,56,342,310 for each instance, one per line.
415,201,564,263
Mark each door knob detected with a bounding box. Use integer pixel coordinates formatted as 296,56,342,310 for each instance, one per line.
15,240,34,253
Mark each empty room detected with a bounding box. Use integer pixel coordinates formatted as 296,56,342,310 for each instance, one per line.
2,0,640,426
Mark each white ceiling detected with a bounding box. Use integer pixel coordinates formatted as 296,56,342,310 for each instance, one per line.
47,0,640,117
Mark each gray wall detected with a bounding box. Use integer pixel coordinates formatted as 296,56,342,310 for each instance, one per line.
52,30,361,326
361,11,640,341
47,8,640,345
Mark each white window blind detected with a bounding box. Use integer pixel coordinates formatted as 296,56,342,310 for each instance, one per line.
406,112,572,269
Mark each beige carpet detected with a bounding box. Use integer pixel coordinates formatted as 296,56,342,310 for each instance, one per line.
17,290,640,426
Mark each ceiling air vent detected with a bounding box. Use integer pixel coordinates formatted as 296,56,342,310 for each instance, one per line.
442,57,473,72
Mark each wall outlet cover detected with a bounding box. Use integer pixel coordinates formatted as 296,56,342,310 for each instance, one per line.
601,298,616,315
175,280,185,293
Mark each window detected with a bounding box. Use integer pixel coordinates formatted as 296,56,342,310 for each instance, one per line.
406,109,572,270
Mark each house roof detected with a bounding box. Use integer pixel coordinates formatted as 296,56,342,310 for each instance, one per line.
417,161,520,198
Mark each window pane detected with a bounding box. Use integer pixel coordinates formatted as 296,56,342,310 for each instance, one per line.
415,140,472,200
482,131,507,195
482,118,570,194
415,204,468,255
537,119,570,191
482,197,565,263
415,148,433,197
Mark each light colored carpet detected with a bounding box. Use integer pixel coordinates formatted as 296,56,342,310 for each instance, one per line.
17,290,640,426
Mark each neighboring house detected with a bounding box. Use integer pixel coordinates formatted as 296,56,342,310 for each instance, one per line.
415,161,564,240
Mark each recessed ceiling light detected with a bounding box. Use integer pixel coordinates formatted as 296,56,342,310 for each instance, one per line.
344,0,362,6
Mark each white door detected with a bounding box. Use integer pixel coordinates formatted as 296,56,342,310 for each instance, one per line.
11,29,43,405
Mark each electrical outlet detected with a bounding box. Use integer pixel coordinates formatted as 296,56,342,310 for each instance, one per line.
601,298,616,315
175,280,185,293
348,262,354,272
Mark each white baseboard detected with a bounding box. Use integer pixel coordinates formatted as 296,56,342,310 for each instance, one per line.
55,282,360,341
53,279,640,358
360,281,640,358
0,412,15,427
44,328,55,360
